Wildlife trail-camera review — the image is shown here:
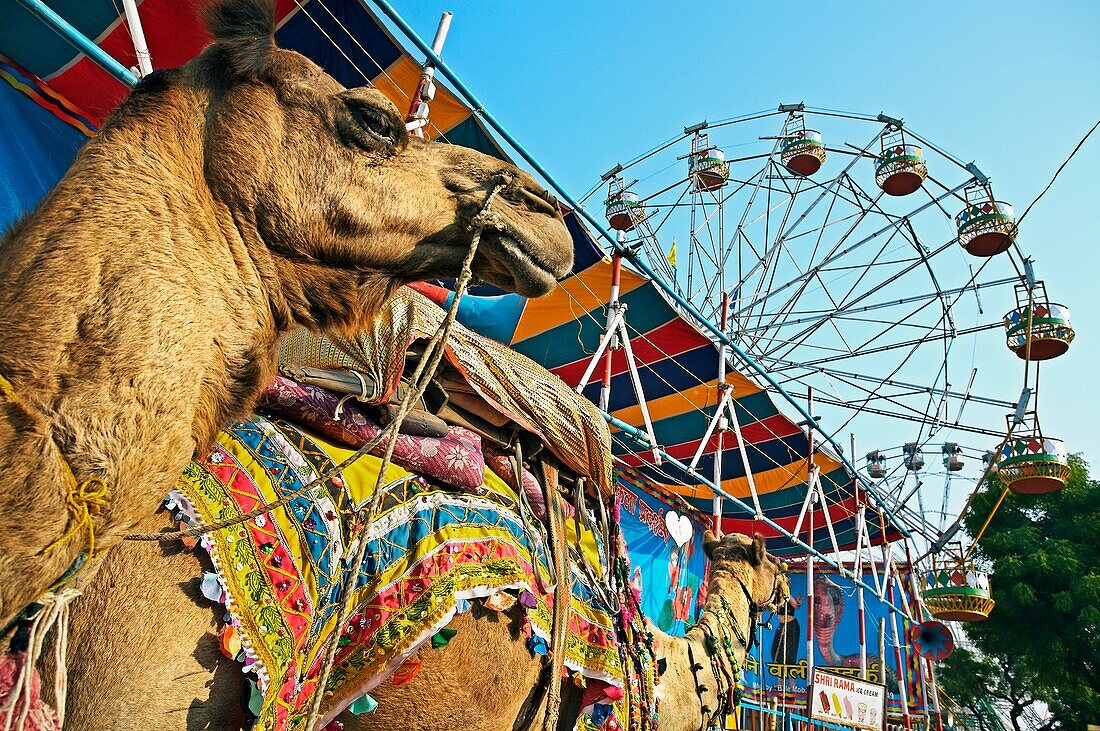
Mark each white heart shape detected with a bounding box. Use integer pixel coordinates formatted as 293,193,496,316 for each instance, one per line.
665,511,693,547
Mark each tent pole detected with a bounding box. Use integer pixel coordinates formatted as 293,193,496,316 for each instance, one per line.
888,570,912,730
120,0,153,76
806,507,815,684
805,387,816,684
601,252,623,412
852,432,869,681
726,389,765,519
904,540,934,728
856,504,868,679
404,11,452,136
713,292,729,536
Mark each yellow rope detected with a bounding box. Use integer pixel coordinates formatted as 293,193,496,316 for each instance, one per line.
0,373,16,403
43,470,109,558
0,372,109,563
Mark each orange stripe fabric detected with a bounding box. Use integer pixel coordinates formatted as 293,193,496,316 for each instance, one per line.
373,55,470,138
512,259,649,342
661,452,843,500
609,376,762,427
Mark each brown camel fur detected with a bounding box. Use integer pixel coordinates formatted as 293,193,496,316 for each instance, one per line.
0,0,572,630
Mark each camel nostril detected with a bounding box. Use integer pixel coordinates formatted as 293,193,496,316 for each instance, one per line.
510,184,559,218
539,188,560,211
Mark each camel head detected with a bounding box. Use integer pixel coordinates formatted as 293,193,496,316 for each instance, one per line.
702,531,790,612
188,0,573,329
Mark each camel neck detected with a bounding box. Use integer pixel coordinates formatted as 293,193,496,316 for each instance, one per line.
693,572,756,708
0,102,282,626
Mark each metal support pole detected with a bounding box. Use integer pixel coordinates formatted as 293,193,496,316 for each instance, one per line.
856,494,869,680
904,541,933,728
600,254,623,411
727,393,765,519
806,506,816,682
885,567,912,730
806,387,817,681
927,659,944,731
120,0,153,76
14,0,139,87
713,291,729,536
878,619,887,694
792,387,817,538
405,11,452,136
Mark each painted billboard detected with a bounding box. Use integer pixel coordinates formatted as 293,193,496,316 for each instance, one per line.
809,668,887,730
617,469,709,637
741,564,930,717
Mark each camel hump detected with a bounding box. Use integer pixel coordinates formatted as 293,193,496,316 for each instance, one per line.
202,0,277,78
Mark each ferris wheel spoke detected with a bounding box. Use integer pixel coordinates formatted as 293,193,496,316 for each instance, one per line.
736,273,1015,336
732,181,970,319
752,193,872,338
769,321,1005,373
827,236,975,326
782,391,1007,439
820,294,948,363
764,358,1015,411
818,342,944,440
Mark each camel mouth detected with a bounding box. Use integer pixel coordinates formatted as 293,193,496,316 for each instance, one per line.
475,226,572,298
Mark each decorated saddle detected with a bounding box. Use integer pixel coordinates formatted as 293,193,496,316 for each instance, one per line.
170,289,657,731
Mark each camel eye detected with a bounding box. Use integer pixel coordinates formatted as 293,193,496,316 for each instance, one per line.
347,101,395,145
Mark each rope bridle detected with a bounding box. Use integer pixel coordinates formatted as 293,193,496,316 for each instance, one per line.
298,174,515,730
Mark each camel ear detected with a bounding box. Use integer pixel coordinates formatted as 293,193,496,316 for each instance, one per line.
750,533,768,566
204,0,277,78
703,529,720,559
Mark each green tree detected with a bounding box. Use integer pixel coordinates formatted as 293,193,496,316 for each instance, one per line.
937,647,1053,731
953,454,1100,728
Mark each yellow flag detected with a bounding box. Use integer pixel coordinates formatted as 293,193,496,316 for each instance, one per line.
667,239,678,268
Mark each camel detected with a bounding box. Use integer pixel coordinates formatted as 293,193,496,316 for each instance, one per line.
0,0,571,721
0,1,788,727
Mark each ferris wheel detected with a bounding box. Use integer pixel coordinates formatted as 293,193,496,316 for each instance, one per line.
586,103,1076,558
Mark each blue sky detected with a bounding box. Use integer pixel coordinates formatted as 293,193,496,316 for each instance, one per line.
391,1,1100,469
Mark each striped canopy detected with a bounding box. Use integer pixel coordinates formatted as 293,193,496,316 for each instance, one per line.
0,0,901,555
424,256,892,556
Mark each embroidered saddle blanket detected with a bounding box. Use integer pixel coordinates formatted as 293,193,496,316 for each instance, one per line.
167,288,659,730
173,407,641,730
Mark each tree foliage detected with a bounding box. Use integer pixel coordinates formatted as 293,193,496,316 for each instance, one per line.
946,454,1100,728
938,647,1052,731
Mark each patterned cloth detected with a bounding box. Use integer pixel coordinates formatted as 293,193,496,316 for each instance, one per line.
278,288,614,498
175,415,627,731
258,376,487,494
